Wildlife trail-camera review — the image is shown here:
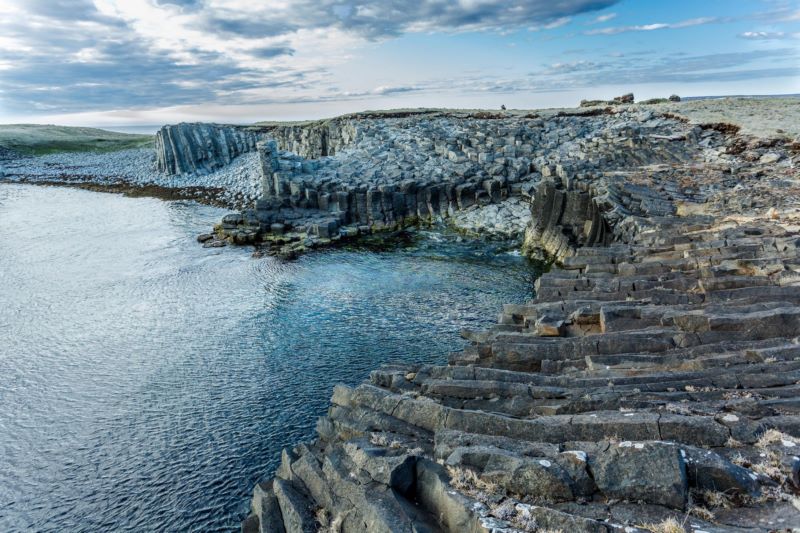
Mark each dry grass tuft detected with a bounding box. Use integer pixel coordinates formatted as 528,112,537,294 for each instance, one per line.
369,432,404,449
315,507,330,529
688,505,715,521
756,429,796,449
640,517,685,533
487,500,540,531
731,452,748,467
446,465,499,496
725,437,744,448
696,489,735,509
369,432,388,447
318,511,345,533
749,450,786,483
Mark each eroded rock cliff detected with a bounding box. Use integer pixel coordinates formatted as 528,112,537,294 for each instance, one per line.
202,108,710,255
155,123,262,175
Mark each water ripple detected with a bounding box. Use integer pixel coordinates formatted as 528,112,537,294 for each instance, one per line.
0,183,537,532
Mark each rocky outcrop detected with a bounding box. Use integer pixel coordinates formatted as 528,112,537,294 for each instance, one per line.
214,108,708,255
258,118,361,159
155,123,262,175
240,106,800,531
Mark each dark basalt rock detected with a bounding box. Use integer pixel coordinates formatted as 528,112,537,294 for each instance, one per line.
236,108,800,531
155,123,262,175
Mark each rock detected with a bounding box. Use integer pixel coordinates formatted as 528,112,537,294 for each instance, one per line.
669,94,681,102
312,219,340,239
480,453,574,502
759,152,782,164
414,459,487,533
196,233,214,243
342,439,416,495
681,446,760,496
613,93,635,104
155,123,262,175
272,478,317,533
221,213,244,226
250,480,285,533
589,441,688,509
239,101,800,532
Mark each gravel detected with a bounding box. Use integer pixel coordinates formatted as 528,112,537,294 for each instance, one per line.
0,148,262,207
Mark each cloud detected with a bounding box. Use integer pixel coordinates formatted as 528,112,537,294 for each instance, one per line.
588,13,617,24
738,31,798,40
249,45,296,59
542,17,572,30
528,48,800,87
0,0,622,117
0,0,797,123
545,60,599,74
586,16,721,35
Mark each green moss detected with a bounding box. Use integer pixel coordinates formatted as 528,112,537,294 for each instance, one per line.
640,98,670,105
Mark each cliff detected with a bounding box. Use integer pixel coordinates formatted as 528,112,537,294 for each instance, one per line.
154,123,262,175
237,106,800,532
203,108,708,255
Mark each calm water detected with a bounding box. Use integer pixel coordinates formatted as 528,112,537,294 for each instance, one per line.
0,184,537,532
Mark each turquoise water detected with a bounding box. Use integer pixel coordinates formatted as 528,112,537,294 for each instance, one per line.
0,184,537,532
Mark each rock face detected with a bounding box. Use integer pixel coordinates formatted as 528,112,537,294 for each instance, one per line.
258,118,360,159
213,107,715,255
155,123,262,175
241,106,800,531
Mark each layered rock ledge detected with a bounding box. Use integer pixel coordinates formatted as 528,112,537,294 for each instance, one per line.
239,104,800,532
173,106,730,256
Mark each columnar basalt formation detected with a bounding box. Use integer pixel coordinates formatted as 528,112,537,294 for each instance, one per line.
155,123,263,175
257,118,361,159
200,108,713,254
241,109,800,531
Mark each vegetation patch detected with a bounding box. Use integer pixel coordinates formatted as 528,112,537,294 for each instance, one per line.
0,124,153,156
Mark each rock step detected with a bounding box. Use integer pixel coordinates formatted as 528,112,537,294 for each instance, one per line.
243,111,800,531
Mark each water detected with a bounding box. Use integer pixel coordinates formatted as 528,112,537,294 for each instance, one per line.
0,184,538,532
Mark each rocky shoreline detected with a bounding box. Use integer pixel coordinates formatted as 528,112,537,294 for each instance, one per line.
2,97,800,531
157,104,729,258
226,100,800,532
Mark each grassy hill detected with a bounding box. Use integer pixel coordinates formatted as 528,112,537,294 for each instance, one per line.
0,124,153,156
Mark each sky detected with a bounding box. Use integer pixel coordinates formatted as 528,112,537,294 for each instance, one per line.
0,0,798,126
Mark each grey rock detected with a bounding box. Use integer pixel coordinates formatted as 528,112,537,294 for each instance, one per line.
273,478,317,533
589,441,688,509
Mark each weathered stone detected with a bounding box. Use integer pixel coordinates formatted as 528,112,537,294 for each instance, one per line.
273,478,317,533
239,102,800,532
250,480,285,533
681,445,760,496
589,441,688,509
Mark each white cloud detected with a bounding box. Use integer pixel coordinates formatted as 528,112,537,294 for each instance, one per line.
739,30,798,40
589,12,617,24
586,16,720,35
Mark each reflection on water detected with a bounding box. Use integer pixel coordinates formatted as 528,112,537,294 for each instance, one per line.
0,184,537,532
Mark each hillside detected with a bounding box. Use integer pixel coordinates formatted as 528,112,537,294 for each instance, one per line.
0,124,153,156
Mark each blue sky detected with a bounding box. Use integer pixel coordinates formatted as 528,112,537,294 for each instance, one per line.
0,0,797,126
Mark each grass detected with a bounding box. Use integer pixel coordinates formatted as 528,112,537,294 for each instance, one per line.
756,429,796,449
640,517,685,533
0,124,153,156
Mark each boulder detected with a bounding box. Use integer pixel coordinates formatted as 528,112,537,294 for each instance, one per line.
588,441,688,509
273,478,317,533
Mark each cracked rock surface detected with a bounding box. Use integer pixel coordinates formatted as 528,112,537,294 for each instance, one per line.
241,101,800,532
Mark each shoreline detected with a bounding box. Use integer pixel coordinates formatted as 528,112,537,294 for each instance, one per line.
2,97,800,531
224,100,800,532
3,177,231,208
